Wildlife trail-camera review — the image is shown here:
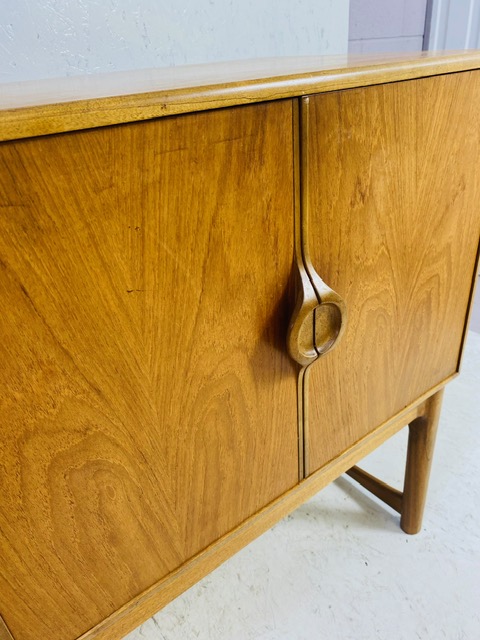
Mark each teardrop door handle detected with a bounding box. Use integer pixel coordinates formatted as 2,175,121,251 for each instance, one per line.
287,262,346,367
287,96,346,367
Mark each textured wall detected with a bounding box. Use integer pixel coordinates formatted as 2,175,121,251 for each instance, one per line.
349,0,427,53
0,0,349,82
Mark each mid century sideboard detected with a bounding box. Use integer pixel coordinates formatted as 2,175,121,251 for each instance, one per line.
1,52,479,640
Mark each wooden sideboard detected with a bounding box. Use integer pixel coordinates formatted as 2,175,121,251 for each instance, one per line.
1,52,479,640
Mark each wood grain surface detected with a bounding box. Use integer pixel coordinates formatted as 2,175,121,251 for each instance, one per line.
77,380,445,640
2,51,480,142
303,71,480,474
0,100,298,640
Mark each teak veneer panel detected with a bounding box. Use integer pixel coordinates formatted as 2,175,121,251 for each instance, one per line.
303,71,480,474
75,382,445,640
0,101,298,640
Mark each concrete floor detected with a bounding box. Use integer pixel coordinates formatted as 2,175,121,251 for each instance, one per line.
126,329,480,640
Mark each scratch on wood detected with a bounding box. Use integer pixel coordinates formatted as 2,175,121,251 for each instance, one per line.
17,282,103,396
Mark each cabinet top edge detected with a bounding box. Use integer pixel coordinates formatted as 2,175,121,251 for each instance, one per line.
1,50,480,142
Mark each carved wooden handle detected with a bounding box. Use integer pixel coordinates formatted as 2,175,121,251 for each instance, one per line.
287,264,346,366
288,93,347,367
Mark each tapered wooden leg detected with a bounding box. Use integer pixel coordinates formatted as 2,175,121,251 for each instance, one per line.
346,388,445,534
400,388,444,534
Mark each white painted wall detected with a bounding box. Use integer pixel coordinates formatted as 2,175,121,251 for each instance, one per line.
0,0,349,83
425,0,480,49
349,0,428,53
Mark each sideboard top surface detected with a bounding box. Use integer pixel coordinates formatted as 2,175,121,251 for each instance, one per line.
1,50,480,142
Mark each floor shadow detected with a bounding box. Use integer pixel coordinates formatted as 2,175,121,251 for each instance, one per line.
290,475,401,533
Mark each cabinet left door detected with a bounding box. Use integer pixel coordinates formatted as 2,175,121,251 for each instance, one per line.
0,101,299,640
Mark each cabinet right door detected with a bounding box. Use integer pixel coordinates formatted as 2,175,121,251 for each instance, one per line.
303,71,480,475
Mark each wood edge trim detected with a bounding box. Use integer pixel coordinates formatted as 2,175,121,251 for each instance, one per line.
0,616,15,640
76,376,453,640
457,236,480,372
299,94,313,276
292,96,303,265
292,100,305,482
2,55,480,142
302,366,311,477
297,367,306,481
292,96,305,482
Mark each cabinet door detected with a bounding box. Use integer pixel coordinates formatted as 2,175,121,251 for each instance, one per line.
0,101,298,640
303,72,480,474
